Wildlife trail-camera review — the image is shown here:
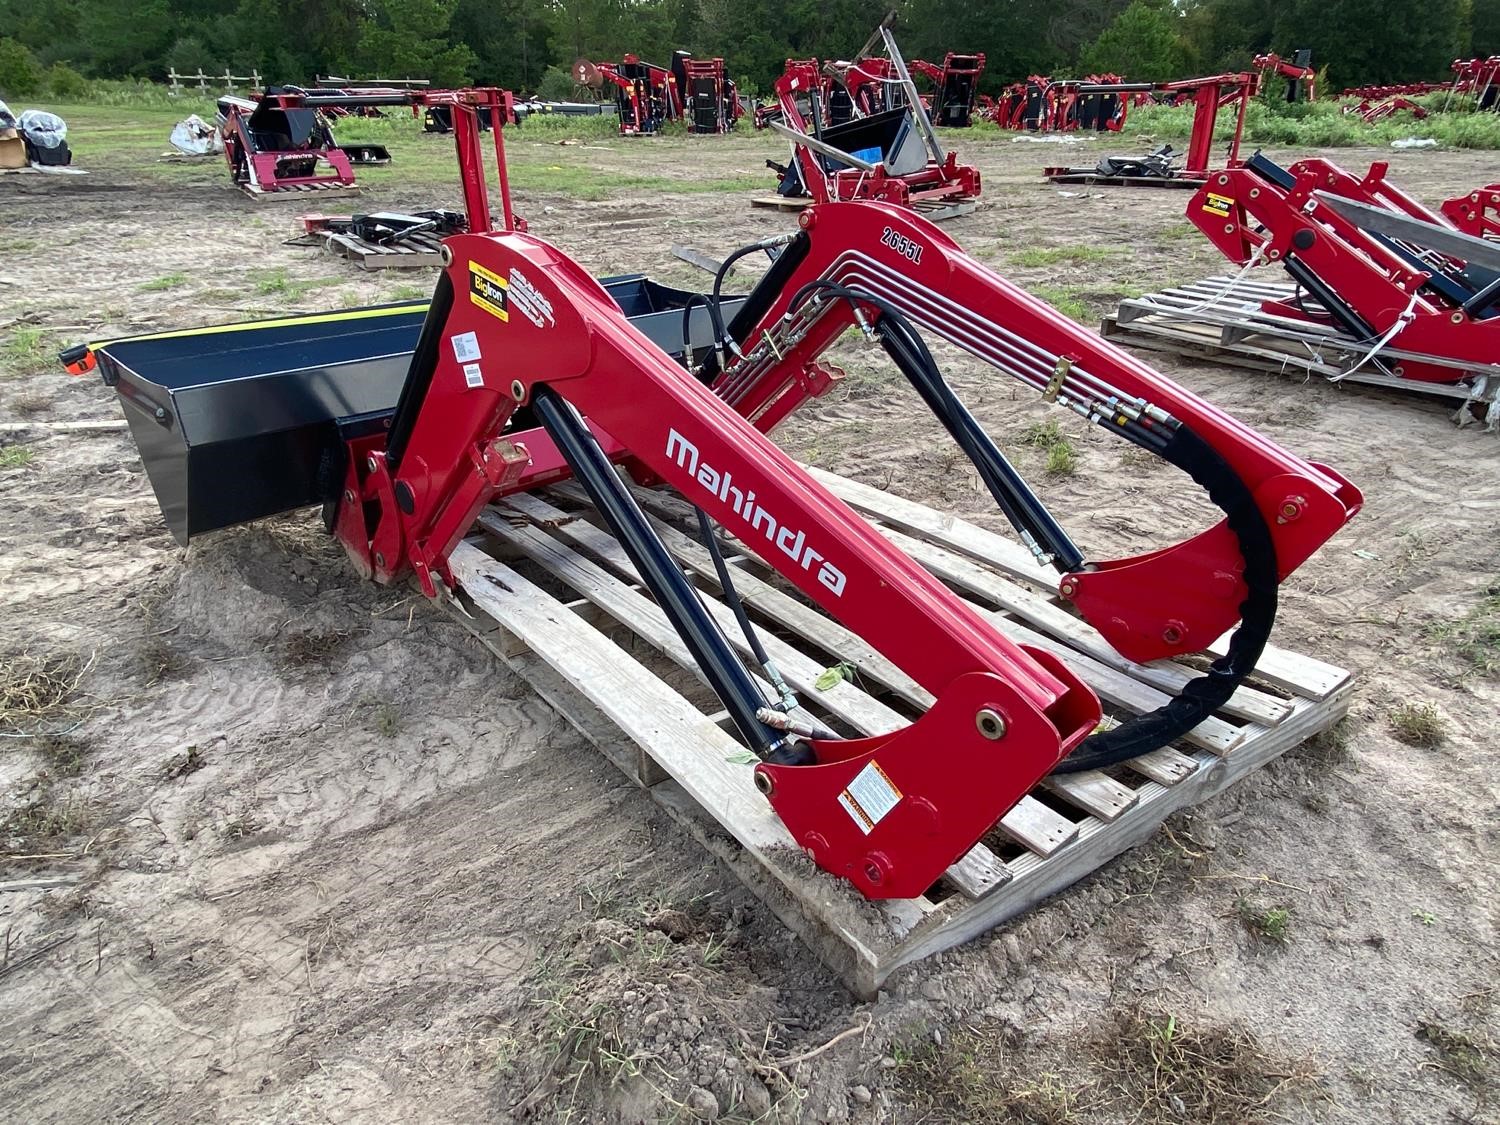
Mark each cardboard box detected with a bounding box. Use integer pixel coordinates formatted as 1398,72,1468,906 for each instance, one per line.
0,128,26,169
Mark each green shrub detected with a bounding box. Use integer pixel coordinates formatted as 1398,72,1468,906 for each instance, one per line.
535,66,581,102
44,63,88,99
0,37,43,98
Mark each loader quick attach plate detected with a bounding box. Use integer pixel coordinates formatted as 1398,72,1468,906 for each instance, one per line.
87,277,746,545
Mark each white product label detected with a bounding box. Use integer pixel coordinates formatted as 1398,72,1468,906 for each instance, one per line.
451,331,482,363
837,760,902,835
462,362,484,389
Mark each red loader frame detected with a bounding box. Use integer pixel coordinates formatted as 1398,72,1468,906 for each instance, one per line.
764,18,981,210
909,53,986,127
1442,184,1500,238
1188,155,1500,384
321,93,1358,898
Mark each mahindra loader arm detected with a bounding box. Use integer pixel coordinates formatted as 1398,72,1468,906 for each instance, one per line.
337,228,1100,899
334,200,1358,898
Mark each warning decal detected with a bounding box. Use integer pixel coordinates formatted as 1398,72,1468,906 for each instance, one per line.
469,261,510,322
1201,192,1233,218
837,760,903,835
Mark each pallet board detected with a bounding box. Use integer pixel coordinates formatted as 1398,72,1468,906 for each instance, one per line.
307,227,445,270
444,473,1352,996
750,196,980,222
1104,275,1500,426
240,181,361,203
1044,171,1206,188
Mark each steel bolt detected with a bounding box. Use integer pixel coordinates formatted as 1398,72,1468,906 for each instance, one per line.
373,551,385,568
343,489,355,503
754,770,774,797
154,407,166,420
366,455,379,474
1059,579,1078,599
511,380,525,401
1279,495,1306,522
975,708,1007,740
1162,623,1184,645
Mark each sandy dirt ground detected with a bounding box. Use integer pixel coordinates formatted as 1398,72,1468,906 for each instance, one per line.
0,122,1497,1124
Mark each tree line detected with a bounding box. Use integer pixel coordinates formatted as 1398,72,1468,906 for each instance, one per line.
1,0,1496,100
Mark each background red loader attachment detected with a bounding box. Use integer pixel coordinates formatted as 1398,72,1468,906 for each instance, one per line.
1100,155,1500,427
67,87,1359,902
763,17,981,212
1041,53,1312,188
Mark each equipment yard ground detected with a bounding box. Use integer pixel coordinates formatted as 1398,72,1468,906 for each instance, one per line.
1,106,1497,1123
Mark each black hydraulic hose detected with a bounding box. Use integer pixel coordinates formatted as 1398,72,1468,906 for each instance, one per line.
696,506,774,671
709,242,776,353
386,270,455,473
530,385,791,763
785,280,1282,771
875,310,1086,571
1056,422,1279,771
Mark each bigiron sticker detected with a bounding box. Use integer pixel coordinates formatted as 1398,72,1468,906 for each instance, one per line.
469,262,509,322
1202,192,1233,218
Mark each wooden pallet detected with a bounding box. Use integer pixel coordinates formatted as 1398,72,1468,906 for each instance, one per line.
443,472,1352,997
1104,276,1500,426
750,195,980,222
240,180,361,203
1044,171,1206,189
308,227,445,270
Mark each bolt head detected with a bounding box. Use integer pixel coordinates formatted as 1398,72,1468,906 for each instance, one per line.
366,455,379,474
510,380,525,402
1162,623,1185,645
975,708,1007,740
343,489,355,503
373,551,385,568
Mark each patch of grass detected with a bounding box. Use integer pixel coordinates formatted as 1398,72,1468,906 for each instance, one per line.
0,445,35,469
8,391,50,417
1097,1008,1319,1123
1031,284,1092,323
0,652,89,735
137,637,190,685
252,270,345,300
1426,585,1500,676
1299,717,1354,771
1011,244,1121,268
1021,418,1079,476
362,700,401,738
1045,442,1077,476
898,1008,1317,1124
1416,1020,1493,1087
1388,701,1447,748
0,787,93,844
4,326,46,367
277,628,348,668
137,273,188,292
387,283,430,302
36,734,90,779
1238,898,1292,945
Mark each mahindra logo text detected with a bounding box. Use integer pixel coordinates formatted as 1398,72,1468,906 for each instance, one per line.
666,429,847,598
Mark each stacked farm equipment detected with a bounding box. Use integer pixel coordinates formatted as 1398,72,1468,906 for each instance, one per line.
910,52,986,126
990,75,1135,133
759,16,981,216
1041,53,1315,187
1103,156,1500,426
61,80,1362,991
572,52,742,135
